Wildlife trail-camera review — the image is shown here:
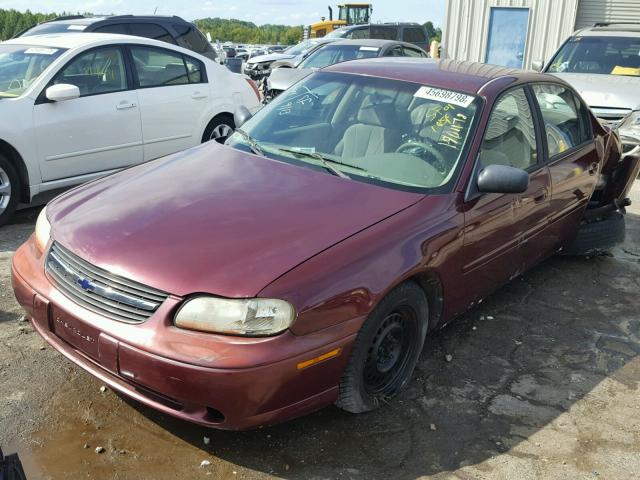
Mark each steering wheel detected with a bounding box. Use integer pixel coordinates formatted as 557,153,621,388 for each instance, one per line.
396,139,448,174
8,79,22,90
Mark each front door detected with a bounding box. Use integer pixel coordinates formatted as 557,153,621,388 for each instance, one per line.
485,7,530,68
462,87,550,303
33,46,143,182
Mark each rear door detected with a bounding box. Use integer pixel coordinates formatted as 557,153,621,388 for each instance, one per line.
129,44,210,160
401,26,429,51
462,86,551,301
33,45,143,182
530,83,600,249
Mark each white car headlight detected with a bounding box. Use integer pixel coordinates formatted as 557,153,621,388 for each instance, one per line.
34,206,51,252
175,297,295,336
618,110,640,143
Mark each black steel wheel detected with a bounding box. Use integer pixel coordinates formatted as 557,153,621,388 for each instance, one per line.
336,282,428,413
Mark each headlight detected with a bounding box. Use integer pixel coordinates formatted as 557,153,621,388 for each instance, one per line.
34,206,51,252
174,297,295,336
618,110,640,142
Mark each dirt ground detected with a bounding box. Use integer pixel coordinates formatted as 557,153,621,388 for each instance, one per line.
1,183,639,480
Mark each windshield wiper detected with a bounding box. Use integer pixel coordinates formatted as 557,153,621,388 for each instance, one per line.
234,128,265,156
278,147,366,179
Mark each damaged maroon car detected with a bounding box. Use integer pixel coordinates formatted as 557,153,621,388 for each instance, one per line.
12,58,639,430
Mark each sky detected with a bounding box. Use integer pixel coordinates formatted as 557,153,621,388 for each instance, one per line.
0,0,446,26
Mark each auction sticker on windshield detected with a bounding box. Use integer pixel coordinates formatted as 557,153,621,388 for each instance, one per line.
24,47,59,55
415,86,474,108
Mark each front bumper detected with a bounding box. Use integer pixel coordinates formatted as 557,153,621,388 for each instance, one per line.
11,236,358,430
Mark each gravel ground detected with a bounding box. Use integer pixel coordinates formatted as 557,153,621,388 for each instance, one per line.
0,183,639,480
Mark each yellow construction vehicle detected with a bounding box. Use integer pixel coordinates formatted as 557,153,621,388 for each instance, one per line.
309,4,373,38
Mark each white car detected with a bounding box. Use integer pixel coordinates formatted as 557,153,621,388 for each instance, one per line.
0,33,261,225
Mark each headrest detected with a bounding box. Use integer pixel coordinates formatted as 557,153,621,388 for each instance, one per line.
357,95,397,127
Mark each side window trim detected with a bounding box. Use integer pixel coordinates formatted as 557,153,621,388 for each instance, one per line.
528,81,595,164
35,45,133,105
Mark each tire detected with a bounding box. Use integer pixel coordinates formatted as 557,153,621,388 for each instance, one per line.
561,211,625,256
0,153,20,227
336,282,429,414
202,114,235,144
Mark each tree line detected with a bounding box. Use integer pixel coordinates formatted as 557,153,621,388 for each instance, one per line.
0,9,58,40
195,18,303,45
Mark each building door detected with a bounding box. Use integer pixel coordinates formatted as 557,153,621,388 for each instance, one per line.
485,7,530,68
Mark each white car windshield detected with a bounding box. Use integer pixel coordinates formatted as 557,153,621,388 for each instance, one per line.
547,36,640,76
0,44,66,98
227,71,479,193
284,40,323,56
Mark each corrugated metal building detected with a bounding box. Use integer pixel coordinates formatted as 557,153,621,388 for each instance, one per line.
442,0,640,69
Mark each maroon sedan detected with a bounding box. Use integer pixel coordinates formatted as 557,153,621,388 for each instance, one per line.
12,58,639,430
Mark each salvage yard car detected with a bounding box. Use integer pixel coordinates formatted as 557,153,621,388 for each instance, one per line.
0,33,260,226
12,58,639,430
265,38,428,100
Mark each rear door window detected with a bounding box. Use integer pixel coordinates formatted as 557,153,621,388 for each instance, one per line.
370,26,397,40
131,46,189,87
92,23,129,35
532,84,592,158
404,46,428,57
127,23,176,44
403,27,427,43
349,27,370,39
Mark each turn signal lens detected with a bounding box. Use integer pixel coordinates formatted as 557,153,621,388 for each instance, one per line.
34,207,51,252
175,297,295,336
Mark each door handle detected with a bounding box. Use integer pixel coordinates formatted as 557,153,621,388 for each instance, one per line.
588,162,599,175
116,102,137,110
191,92,208,100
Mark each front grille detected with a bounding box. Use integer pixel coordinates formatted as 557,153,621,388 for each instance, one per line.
46,242,168,324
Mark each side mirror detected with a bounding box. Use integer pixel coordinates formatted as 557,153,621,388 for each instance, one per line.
531,60,544,72
477,164,529,194
234,106,253,129
46,83,80,102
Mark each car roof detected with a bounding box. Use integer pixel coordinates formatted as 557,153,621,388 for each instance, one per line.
325,57,552,94
3,32,177,51
39,15,187,26
576,23,640,37
328,38,404,47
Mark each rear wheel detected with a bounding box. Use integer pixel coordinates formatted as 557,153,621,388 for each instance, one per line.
202,115,235,144
0,154,19,227
336,282,428,413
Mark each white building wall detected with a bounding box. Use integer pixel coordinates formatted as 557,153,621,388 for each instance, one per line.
442,0,580,69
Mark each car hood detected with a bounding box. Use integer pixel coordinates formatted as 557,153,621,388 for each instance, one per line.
267,67,314,91
551,73,640,110
247,52,295,65
47,143,423,298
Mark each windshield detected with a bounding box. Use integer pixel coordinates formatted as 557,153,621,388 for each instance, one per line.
284,40,322,56
0,44,66,98
227,72,479,193
547,36,640,76
21,22,88,36
298,44,380,69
